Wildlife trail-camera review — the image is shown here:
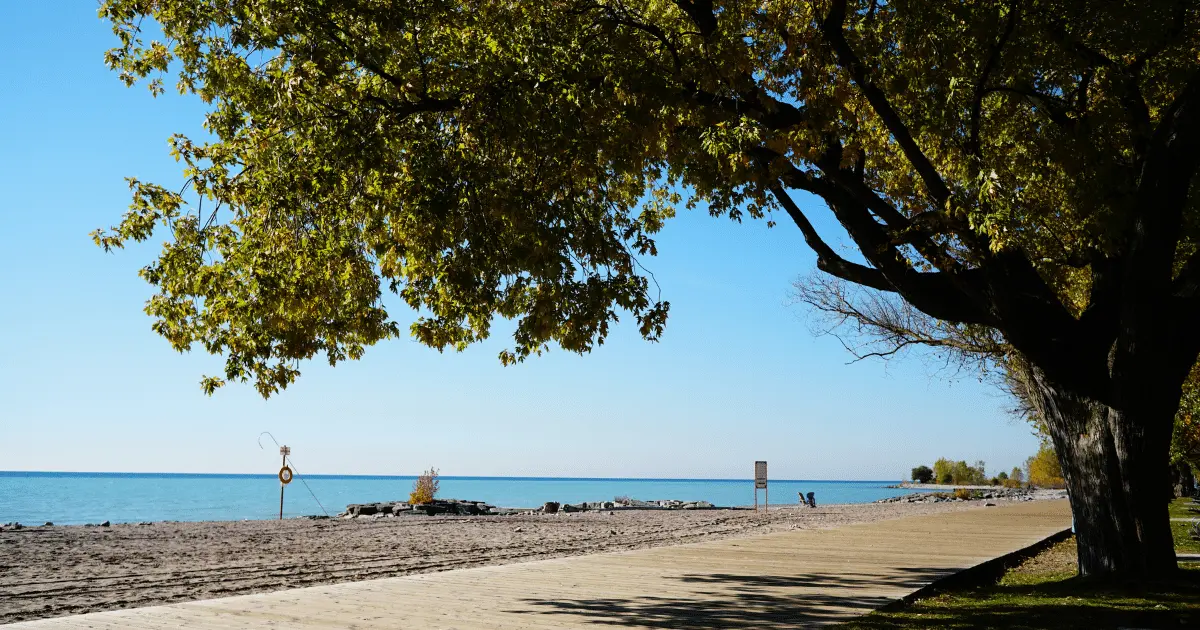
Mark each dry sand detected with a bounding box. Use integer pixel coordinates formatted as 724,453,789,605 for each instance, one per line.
2,500,1008,624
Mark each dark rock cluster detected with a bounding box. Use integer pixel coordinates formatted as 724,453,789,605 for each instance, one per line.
340,497,719,518
876,488,1034,504
340,499,520,518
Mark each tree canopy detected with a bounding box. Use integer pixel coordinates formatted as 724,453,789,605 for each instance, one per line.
96,0,1200,396
910,464,933,484
932,457,987,486
1026,441,1067,488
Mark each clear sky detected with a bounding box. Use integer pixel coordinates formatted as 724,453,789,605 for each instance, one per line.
0,3,1039,481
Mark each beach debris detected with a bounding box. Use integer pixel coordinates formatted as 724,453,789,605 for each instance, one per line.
514,527,524,532
1,522,23,531
100,521,111,527
43,522,53,527
542,501,560,514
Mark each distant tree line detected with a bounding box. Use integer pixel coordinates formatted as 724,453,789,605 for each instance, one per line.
933,458,989,486
910,444,1063,489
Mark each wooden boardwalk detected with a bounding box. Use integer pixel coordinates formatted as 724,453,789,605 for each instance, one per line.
9,500,1070,629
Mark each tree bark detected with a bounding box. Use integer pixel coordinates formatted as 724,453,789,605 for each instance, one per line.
1024,366,1180,578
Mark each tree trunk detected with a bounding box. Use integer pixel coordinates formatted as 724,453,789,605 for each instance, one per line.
1024,366,1179,579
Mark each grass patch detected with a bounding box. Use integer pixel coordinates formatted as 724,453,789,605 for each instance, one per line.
841,537,1200,629
1169,497,1200,520
1173,520,1200,554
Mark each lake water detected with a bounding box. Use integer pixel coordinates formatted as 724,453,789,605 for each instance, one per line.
0,472,935,525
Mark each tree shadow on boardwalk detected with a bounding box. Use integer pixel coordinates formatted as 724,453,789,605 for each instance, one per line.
515,567,955,628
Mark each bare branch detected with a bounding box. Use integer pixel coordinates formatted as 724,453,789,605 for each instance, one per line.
791,272,1005,372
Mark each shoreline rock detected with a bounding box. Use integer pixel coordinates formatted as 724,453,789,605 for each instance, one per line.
876,488,1067,504
338,498,720,519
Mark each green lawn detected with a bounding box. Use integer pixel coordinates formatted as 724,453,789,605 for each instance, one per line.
1172,498,1200,554
1169,496,1200,520
1174,520,1200,554
840,538,1200,629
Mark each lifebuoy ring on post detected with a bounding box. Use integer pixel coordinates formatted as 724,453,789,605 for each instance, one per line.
278,466,293,485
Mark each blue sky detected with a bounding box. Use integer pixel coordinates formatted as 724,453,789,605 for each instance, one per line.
0,4,1038,480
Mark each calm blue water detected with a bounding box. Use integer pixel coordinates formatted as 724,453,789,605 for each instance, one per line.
0,472,933,525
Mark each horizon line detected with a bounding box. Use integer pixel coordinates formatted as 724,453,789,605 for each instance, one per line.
0,470,902,484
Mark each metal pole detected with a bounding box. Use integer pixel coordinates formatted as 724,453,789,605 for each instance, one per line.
765,485,769,512
279,447,288,520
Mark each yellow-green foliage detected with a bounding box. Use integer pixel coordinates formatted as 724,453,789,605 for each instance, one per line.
94,0,1200,405
1174,363,1200,472
1027,443,1066,488
932,458,988,485
409,467,440,505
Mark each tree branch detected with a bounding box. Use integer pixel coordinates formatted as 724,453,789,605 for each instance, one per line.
597,5,682,72
1132,72,1200,293
984,85,1077,129
820,0,952,207
686,83,807,131
769,185,894,291
968,7,1019,157
672,0,717,37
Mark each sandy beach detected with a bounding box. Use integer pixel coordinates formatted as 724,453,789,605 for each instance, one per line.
0,499,1031,624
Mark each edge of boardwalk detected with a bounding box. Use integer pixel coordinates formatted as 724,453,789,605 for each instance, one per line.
879,526,1075,612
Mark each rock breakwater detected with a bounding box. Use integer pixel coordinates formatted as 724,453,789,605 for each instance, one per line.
339,497,718,519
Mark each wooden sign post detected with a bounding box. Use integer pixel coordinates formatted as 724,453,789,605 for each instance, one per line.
754,461,768,511
278,445,292,520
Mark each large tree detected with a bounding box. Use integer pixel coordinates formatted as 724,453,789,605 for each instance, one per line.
95,0,1200,578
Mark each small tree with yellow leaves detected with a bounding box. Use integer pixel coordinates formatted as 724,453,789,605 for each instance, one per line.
410,467,440,505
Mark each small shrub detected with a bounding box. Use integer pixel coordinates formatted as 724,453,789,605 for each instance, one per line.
1189,519,1200,541
410,467,440,505
953,488,982,500
1001,478,1024,489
